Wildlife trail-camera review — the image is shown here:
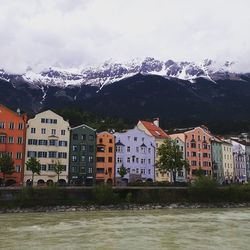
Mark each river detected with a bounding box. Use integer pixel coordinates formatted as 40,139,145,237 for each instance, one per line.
0,208,249,250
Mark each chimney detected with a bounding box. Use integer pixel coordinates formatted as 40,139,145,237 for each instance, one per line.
153,118,159,127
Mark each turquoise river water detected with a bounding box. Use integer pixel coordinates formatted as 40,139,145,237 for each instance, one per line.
0,208,250,250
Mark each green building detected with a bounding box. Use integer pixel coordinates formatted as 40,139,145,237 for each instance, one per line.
69,124,96,186
211,137,224,183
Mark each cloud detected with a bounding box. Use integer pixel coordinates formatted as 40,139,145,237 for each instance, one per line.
0,0,249,73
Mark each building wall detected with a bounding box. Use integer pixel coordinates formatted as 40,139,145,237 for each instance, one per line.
212,140,223,183
69,124,96,186
221,142,234,182
185,127,212,179
96,132,115,185
169,135,187,182
231,141,247,182
0,105,27,186
114,127,155,182
24,110,70,186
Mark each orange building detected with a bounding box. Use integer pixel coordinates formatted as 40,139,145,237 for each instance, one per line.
171,126,213,180
0,104,27,186
96,132,115,185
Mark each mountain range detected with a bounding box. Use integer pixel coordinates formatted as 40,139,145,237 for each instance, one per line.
0,57,250,133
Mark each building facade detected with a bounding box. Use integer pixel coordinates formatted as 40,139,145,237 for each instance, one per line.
0,105,27,186
137,119,170,182
231,140,247,183
211,138,223,183
177,126,213,179
169,134,187,182
24,110,70,186
114,127,155,182
221,140,234,182
69,124,96,186
96,132,115,185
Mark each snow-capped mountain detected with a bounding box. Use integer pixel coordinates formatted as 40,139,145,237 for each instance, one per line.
0,58,245,90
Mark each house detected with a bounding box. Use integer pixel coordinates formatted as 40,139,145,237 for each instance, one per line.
137,119,170,182
114,127,155,182
24,110,70,186
0,104,27,186
69,124,96,186
96,132,115,185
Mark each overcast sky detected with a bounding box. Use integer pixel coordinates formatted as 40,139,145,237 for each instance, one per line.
0,0,249,73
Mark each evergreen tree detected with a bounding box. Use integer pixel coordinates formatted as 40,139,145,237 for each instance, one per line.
119,164,127,178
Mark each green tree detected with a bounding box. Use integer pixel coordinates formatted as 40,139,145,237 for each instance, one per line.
26,157,41,186
157,138,189,183
0,153,14,185
119,164,127,178
52,160,65,183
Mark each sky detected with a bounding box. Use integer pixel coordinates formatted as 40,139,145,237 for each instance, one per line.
0,0,249,73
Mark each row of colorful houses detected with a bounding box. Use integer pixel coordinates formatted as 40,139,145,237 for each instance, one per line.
0,104,250,186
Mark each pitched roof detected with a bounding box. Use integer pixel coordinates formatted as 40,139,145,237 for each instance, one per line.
139,120,169,139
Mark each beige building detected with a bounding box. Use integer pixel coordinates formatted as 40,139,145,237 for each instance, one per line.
137,119,170,182
221,141,234,181
24,110,70,186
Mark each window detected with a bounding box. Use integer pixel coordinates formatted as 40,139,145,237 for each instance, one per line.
9,122,14,130
58,152,67,158
148,148,151,154
59,141,67,147
191,152,196,157
127,146,130,152
71,166,78,173
97,157,105,162
81,156,86,162
108,157,112,163
72,155,77,162
99,138,103,143
191,160,197,166
127,157,130,163
38,140,47,145
89,156,93,163
116,146,123,153
15,165,21,172
8,136,14,144
108,147,112,153
0,122,5,129
89,135,94,141
198,135,201,141
97,168,104,174
88,168,93,173
49,139,57,146
203,153,208,158
128,136,131,141
48,164,55,171
117,157,123,163
73,134,78,140
136,147,139,153
148,169,151,175
38,152,47,158
18,123,23,130
97,146,105,152
41,118,45,123
191,142,196,148
61,130,65,135
81,134,86,140
81,145,86,151
41,128,46,134
72,145,78,151
41,164,46,171
48,151,57,158
109,139,113,143
51,129,56,135
31,128,36,134
134,137,137,141
148,159,151,164
17,137,23,144
16,152,22,159
27,151,37,157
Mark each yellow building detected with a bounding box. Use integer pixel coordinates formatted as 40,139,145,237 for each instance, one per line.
137,119,170,182
221,140,234,181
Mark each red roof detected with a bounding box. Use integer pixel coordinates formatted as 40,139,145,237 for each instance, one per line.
139,120,169,139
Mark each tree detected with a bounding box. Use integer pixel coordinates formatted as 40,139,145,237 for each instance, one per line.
0,153,14,185
156,138,189,183
26,157,41,186
118,164,127,178
52,160,65,183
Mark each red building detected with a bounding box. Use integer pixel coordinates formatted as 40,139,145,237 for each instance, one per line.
0,104,27,186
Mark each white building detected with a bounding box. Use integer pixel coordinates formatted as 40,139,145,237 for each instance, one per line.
24,110,70,186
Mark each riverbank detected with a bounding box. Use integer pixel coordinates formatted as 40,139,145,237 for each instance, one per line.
1,202,250,214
